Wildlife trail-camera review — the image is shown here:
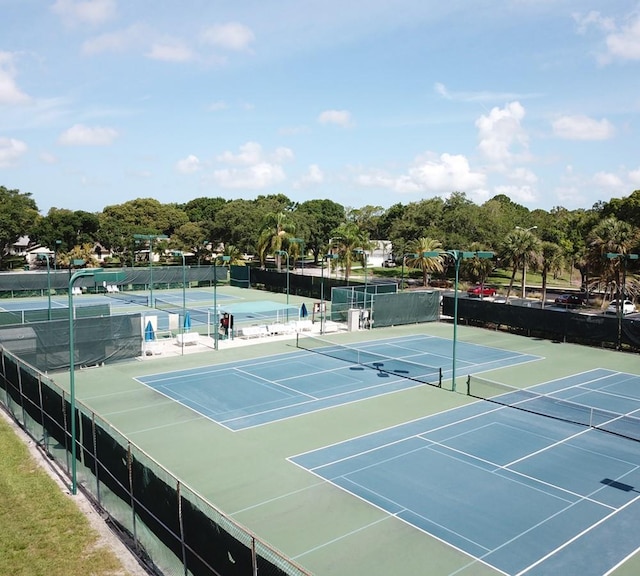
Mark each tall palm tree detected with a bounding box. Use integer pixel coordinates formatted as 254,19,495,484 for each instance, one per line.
587,217,637,304
405,237,444,287
330,222,369,281
461,241,494,286
500,228,541,301
256,211,295,270
538,241,563,307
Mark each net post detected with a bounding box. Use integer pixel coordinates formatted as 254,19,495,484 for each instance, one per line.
295,332,300,348
466,375,471,395
438,367,442,388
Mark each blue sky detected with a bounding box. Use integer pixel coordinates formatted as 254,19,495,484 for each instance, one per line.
1,0,639,214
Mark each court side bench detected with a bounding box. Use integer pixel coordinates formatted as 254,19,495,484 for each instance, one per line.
175,332,200,346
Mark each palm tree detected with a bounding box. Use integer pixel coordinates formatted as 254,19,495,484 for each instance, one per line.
461,241,494,287
330,222,369,281
538,241,563,307
256,211,295,269
587,217,637,305
405,237,444,287
500,228,541,301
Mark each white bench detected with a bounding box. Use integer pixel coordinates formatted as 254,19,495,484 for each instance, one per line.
295,320,313,332
238,325,269,338
176,332,199,345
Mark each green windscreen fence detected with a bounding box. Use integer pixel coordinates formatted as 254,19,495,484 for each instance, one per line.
0,303,111,326
230,265,250,288
0,313,142,372
330,286,439,328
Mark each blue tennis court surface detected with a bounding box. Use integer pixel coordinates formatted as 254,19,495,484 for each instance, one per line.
291,368,640,575
136,334,540,430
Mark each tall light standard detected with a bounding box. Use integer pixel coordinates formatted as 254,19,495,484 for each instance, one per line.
401,253,419,291
320,253,339,334
515,226,537,299
290,238,305,274
172,251,187,355
133,234,168,306
606,252,639,349
38,253,52,320
68,266,122,495
213,255,230,350
424,250,494,392
276,249,290,321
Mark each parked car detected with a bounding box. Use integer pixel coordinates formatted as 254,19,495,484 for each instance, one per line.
554,293,587,307
467,284,497,297
605,300,636,315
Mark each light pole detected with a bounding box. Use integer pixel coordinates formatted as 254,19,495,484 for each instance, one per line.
172,251,187,355
134,234,168,306
213,255,230,350
401,253,419,291
68,266,123,495
606,252,639,349
38,253,52,320
290,238,305,275
424,250,494,392
276,249,290,321
320,253,339,335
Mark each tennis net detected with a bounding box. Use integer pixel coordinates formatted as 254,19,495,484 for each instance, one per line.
105,291,149,306
466,375,640,443
154,297,210,324
296,334,442,388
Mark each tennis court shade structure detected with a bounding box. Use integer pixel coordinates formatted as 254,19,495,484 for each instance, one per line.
296,333,443,388
466,374,640,444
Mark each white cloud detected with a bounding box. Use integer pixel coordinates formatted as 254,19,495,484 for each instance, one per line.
176,155,202,174
629,168,640,185
434,82,540,103
212,163,286,189
493,184,537,204
0,138,27,167
593,171,624,188
573,11,616,34
605,16,640,61
0,52,30,105
476,102,529,167
58,124,118,146
51,0,117,26
201,23,255,51
318,109,353,127
356,152,486,195
216,142,293,165
146,41,194,62
294,164,324,188
208,101,228,111
552,115,615,140
82,25,147,55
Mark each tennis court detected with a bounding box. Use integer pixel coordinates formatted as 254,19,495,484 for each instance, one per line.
291,368,640,575
135,334,540,430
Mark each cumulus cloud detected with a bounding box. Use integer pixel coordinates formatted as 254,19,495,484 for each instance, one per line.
216,141,293,165
0,52,30,105
605,16,640,61
294,164,324,188
58,123,118,146
593,171,624,188
318,109,353,127
213,163,286,189
82,25,148,55
0,137,27,167
629,168,640,185
552,115,615,140
574,10,640,63
356,152,486,195
201,23,255,51
476,102,529,167
146,40,194,62
493,184,537,204
176,155,202,174
51,0,116,26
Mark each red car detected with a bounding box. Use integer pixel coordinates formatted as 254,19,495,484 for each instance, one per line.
467,284,497,297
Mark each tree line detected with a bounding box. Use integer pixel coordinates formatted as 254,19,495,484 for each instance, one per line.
1,185,639,300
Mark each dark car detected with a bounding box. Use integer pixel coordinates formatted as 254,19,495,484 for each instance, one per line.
467,284,497,297
554,293,587,307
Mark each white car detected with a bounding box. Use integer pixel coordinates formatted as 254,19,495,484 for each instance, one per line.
606,300,636,315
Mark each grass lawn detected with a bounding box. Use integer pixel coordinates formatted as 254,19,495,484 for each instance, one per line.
0,412,140,576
